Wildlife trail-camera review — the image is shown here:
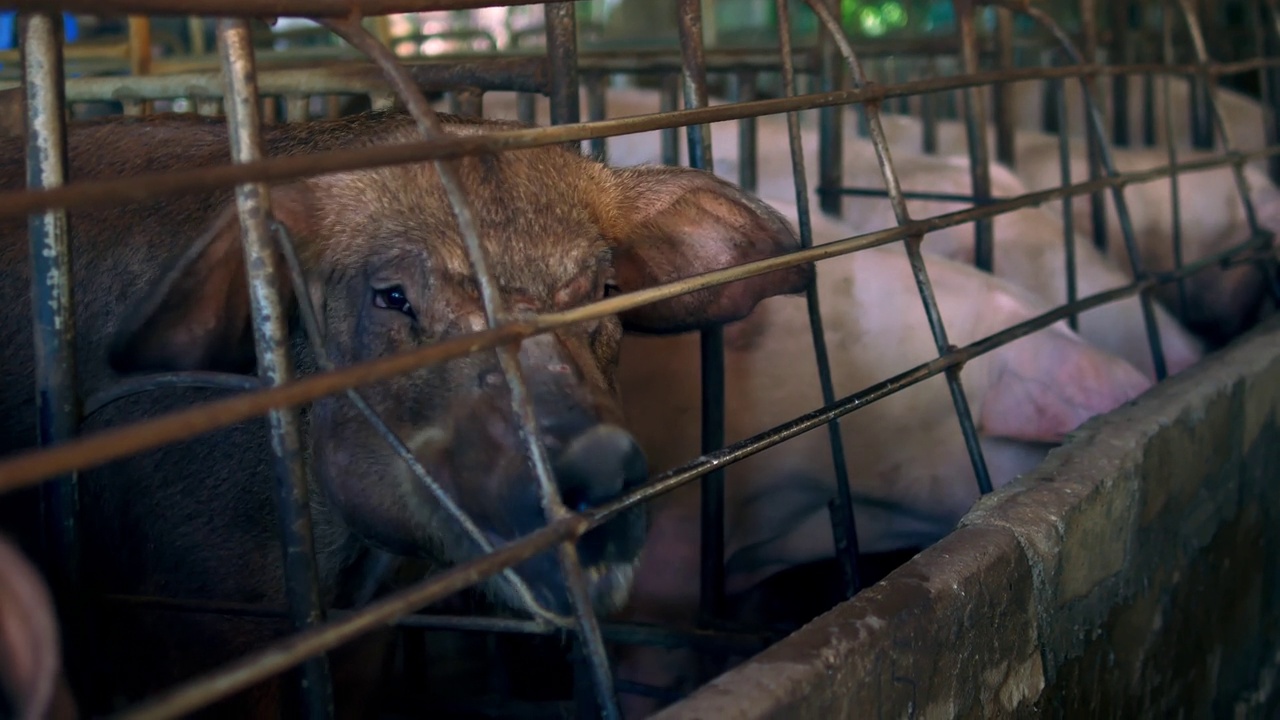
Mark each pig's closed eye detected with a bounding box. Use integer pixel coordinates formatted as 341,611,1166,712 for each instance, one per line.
373,285,415,318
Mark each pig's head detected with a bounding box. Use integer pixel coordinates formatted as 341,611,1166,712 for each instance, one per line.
107,114,810,617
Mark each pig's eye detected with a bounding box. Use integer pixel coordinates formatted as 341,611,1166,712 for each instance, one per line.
373,285,415,318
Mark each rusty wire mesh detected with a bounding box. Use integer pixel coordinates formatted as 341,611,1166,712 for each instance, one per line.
0,0,1277,718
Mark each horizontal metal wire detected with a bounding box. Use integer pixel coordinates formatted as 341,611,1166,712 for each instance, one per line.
2,59,1279,221
4,0,559,16
98,594,781,654
3,143,1278,492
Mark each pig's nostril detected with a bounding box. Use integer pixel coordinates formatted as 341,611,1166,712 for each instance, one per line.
552,424,649,509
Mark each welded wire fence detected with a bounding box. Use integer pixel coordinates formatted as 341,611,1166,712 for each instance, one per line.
0,0,1277,718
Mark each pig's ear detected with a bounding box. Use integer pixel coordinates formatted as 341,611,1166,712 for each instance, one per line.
0,538,63,720
979,331,1152,443
599,165,812,333
109,186,315,376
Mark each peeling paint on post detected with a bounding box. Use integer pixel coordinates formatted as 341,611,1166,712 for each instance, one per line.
216,19,335,720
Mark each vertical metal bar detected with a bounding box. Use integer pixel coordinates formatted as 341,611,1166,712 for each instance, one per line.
1264,0,1280,185
921,90,939,154
1142,72,1157,146
585,72,608,162
449,87,484,118
799,0,993,496
21,9,85,699
285,95,309,123
1080,0,1109,253
993,6,1017,167
516,93,536,125
818,0,844,216
1162,0,1190,320
1186,0,1215,149
955,0,995,273
215,20,334,720
1054,78,1080,332
1110,0,1131,146
731,71,758,194
1042,51,1062,134
774,0,862,600
660,75,679,166
545,3,581,132
676,0,726,627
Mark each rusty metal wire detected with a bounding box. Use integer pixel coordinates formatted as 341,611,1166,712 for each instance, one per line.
3,144,1280,492
4,2,1280,718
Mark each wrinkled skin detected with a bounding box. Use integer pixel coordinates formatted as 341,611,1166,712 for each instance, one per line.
0,535,76,720
611,206,1152,718
0,110,809,716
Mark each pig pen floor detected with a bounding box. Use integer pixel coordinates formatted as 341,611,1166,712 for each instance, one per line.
376,549,922,719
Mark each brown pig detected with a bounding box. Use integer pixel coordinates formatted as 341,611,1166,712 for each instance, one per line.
611,203,1152,718
0,110,810,716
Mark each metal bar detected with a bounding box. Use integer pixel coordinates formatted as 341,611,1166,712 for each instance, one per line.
659,74,680,166
817,0,844,216
2,145,1271,492
19,9,85,703
4,60,1275,222
215,20,334,720
800,0,994,496
1080,0,1109,254
1142,72,1157,146
955,0,996,273
584,72,608,162
675,0,727,633
101,594,781,654
449,87,485,117
731,71,758,193
545,2,581,127
4,0,564,16
1163,3,1191,320
775,0,862,600
1055,78,1080,332
1265,0,1280,185
1185,0,1215,149
1111,0,1131,146
993,6,1017,166
835,187,1006,204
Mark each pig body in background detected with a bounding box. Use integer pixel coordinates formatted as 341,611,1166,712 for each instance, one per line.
612,205,1152,718
477,86,1201,377
1001,75,1267,173
1013,141,1280,342
0,111,808,716
0,535,76,720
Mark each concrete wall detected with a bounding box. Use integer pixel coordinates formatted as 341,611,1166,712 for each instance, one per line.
656,318,1280,720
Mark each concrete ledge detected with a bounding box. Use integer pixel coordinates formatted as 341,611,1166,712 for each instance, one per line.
657,319,1280,720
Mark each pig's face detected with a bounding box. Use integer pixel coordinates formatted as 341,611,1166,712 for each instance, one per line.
108,113,810,617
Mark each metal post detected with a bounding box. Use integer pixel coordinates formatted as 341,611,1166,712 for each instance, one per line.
955,0,995,273
676,0,726,630
216,20,334,720
21,8,85,700
545,2,581,132
1110,0,1131,146
1186,0,1215,149
1080,0,1109,252
992,7,1017,167
818,0,844,216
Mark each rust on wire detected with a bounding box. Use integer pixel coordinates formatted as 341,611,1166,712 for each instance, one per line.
2,146,1278,492
0,61,1275,222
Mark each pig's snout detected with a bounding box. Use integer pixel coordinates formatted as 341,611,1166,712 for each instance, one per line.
553,424,648,513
